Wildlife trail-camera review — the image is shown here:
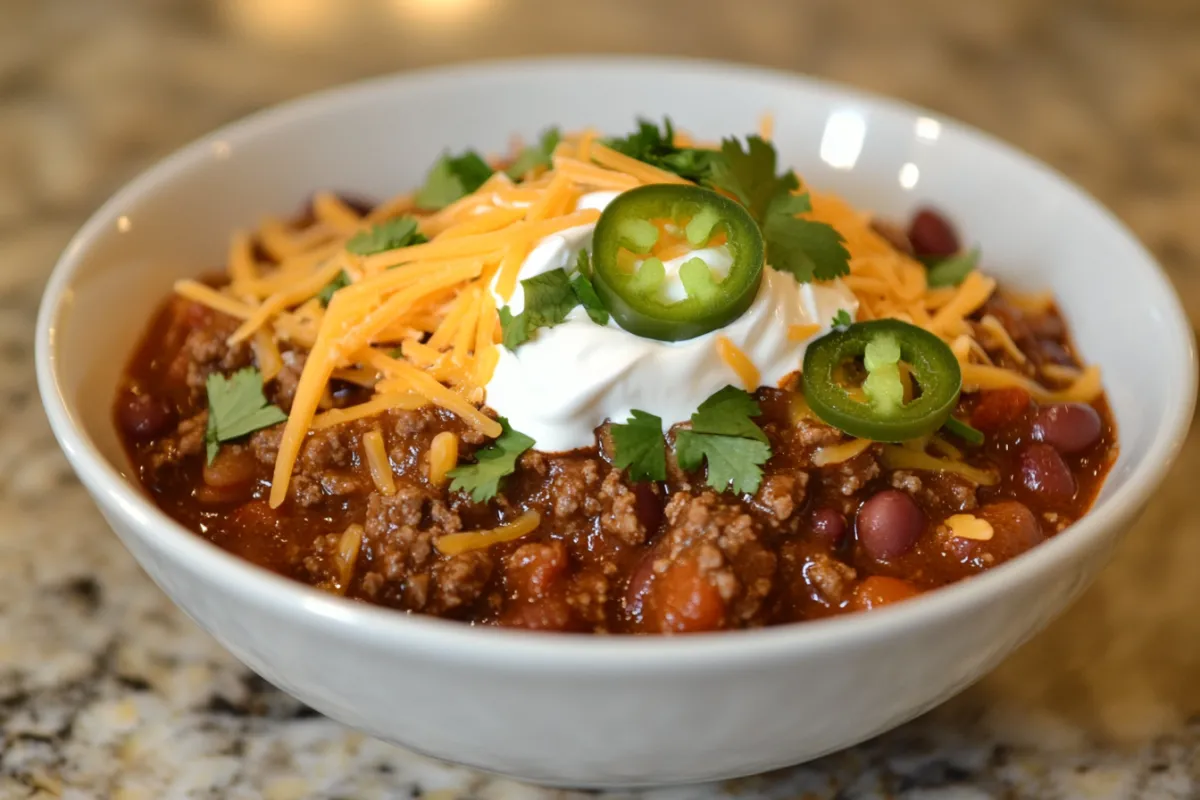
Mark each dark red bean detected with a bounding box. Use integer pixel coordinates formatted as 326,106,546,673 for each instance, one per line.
907,208,961,258
943,501,1044,570
116,392,174,440
1031,403,1102,454
810,507,847,547
633,482,664,534
856,490,925,560
1018,443,1076,502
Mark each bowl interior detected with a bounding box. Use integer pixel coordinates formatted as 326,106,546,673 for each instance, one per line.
42,57,1194,618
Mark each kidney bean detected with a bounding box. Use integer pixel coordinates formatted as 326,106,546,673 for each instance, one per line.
116,391,174,440
633,482,664,534
855,490,925,560
943,501,1044,570
810,507,847,547
1031,403,1102,454
969,387,1031,432
1018,443,1076,502
850,576,921,610
505,541,568,599
907,208,961,258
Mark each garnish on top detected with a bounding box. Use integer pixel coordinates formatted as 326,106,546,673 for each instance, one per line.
166,118,1104,510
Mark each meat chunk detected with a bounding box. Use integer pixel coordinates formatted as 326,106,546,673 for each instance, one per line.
649,492,777,626
803,552,857,605
430,551,494,613
597,470,647,545
148,411,209,470
753,472,809,523
546,458,602,518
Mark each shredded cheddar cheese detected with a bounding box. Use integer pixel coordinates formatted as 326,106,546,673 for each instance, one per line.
945,514,994,541
435,510,542,556
362,428,396,496
812,438,873,466
173,124,1100,509
716,336,760,390
428,431,458,488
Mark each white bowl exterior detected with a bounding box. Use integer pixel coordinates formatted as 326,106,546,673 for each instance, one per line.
38,59,1195,786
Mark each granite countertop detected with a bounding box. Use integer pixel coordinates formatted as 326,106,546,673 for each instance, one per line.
2,0,1199,797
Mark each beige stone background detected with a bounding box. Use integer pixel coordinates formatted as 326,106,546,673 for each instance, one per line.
2,0,1199,797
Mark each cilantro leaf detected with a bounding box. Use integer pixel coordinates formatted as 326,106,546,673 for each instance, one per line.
673,385,771,494
708,136,851,283
674,431,770,495
447,417,534,502
498,306,529,351
415,151,494,210
506,127,561,180
688,385,768,443
570,271,609,326
606,118,722,183
832,309,853,328
924,247,980,288
610,410,667,482
204,368,287,464
317,270,350,307
498,268,581,351
710,136,799,221
345,217,427,256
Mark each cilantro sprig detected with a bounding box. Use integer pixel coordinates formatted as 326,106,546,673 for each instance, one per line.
708,136,850,284
610,410,667,482
416,151,494,210
922,247,980,288
831,309,853,328
447,417,534,502
606,119,851,285
318,217,429,306
346,216,427,256
674,386,772,495
204,368,288,464
606,119,722,183
499,261,610,350
506,127,561,180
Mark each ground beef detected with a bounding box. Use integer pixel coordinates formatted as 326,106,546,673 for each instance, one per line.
658,492,777,624
597,470,646,545
148,411,208,470
753,472,810,524
270,350,306,412
804,552,857,605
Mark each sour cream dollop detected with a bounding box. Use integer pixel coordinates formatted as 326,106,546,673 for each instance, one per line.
485,192,857,451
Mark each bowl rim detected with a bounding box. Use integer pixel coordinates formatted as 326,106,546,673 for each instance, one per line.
36,54,1197,672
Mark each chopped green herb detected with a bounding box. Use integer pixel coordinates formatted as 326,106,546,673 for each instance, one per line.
570,271,609,326
674,385,772,494
924,248,980,288
345,216,427,256
688,385,769,443
204,368,287,464
447,417,534,502
606,118,722,183
317,270,350,307
415,151,494,210
500,268,578,352
832,309,853,328
675,432,771,496
709,136,851,284
506,127,561,180
610,410,667,482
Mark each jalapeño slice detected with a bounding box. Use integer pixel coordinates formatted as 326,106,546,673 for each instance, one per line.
802,319,962,442
591,184,764,341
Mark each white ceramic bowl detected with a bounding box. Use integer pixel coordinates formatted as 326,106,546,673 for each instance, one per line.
36,57,1196,788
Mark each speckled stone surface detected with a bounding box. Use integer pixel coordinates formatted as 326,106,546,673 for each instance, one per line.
3,0,1200,797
